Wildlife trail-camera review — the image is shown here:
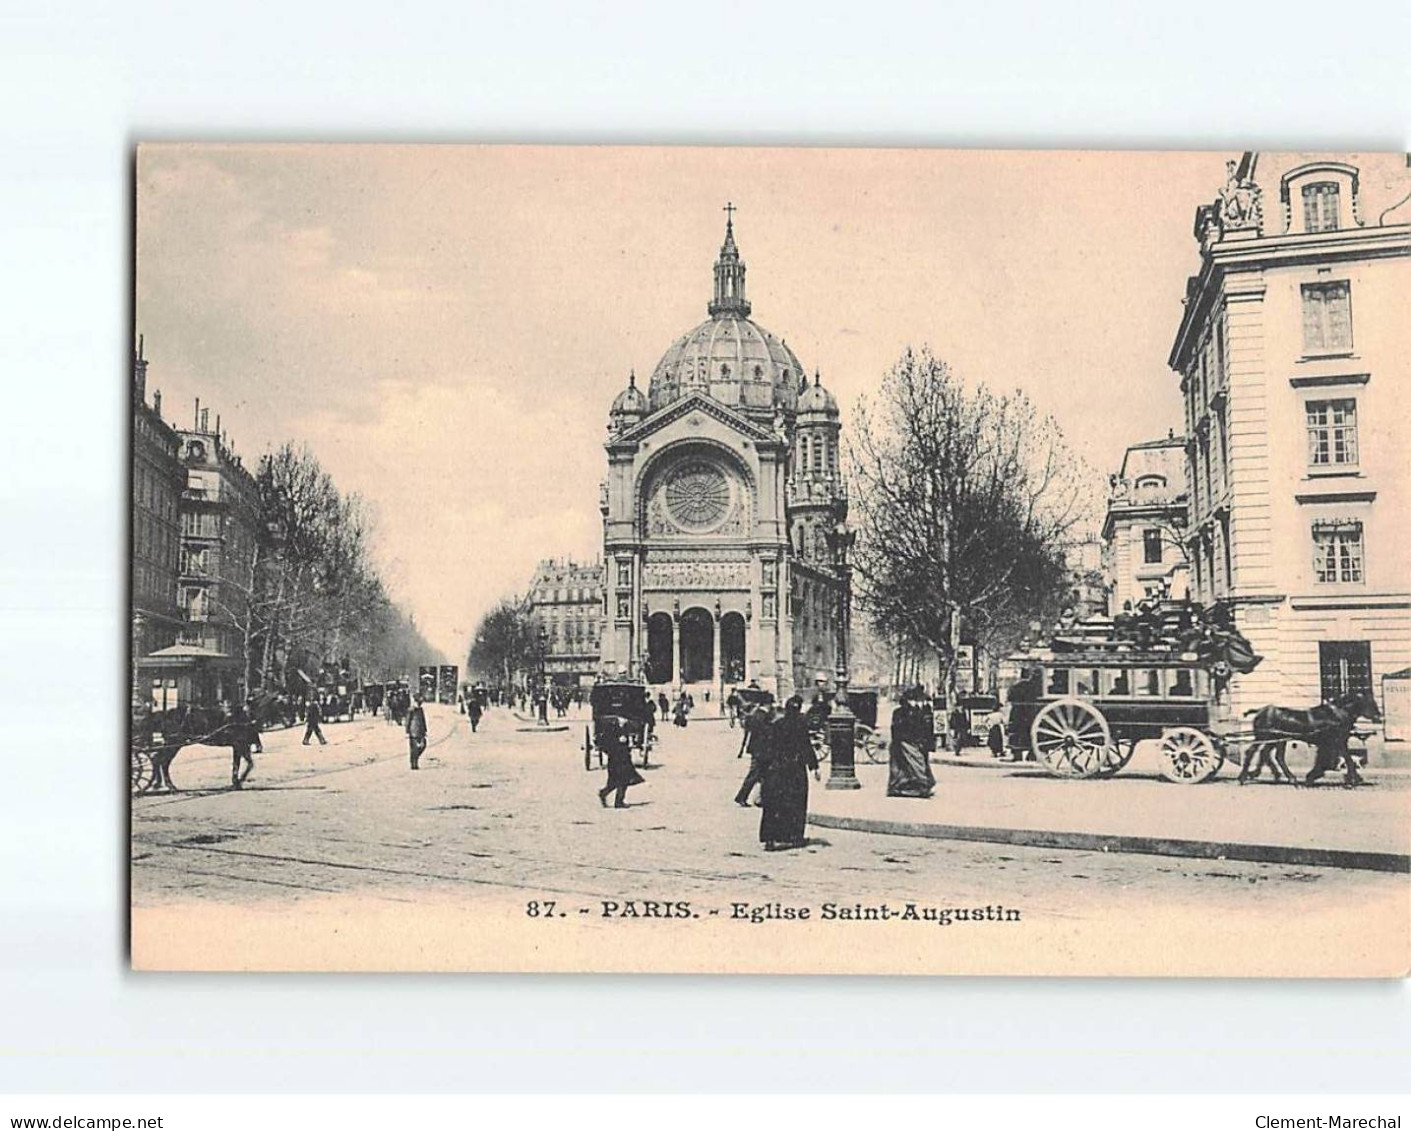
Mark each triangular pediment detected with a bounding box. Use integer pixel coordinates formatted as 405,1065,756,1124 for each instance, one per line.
616,392,775,446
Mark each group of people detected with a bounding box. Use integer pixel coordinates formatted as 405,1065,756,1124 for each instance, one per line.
732,696,821,851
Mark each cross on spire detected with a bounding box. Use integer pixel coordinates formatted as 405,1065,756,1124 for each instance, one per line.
709,202,749,317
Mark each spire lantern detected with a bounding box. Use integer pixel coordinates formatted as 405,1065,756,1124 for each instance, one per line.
708,202,751,318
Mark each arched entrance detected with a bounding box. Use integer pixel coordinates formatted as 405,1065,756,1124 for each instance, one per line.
720,612,746,684
679,607,714,684
645,612,674,685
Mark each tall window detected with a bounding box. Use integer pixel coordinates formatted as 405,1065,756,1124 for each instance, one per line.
1301,281,1352,352
1313,522,1363,584
1142,528,1163,565
1306,398,1358,467
812,435,823,473
1302,182,1340,233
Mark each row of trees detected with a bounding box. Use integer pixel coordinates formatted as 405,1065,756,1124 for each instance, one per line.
219,442,442,697
848,347,1099,704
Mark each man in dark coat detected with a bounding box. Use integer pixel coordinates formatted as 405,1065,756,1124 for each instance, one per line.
734,703,775,807
758,696,819,850
467,693,483,733
406,692,428,770
229,700,258,788
302,696,327,746
597,715,644,808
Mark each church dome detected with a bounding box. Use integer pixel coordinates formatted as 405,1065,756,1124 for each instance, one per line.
644,210,806,417
797,372,838,417
610,371,648,416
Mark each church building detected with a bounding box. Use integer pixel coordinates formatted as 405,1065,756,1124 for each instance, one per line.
598,210,849,700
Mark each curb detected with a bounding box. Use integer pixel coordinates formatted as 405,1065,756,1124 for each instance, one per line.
806,812,1411,874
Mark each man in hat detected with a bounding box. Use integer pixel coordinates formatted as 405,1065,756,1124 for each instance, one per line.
302,695,327,746
406,692,428,770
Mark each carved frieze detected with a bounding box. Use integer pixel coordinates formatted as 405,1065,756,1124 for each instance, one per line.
642,560,751,590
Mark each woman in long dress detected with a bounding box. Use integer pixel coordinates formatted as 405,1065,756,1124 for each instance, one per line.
758,695,820,851
888,687,936,798
598,715,645,808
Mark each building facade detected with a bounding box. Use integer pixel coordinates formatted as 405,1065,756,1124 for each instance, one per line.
170,403,261,705
130,338,183,706
524,557,604,687
1101,434,1191,613
1169,151,1411,716
598,213,848,699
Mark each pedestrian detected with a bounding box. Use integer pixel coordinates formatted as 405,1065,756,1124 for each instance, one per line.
658,691,670,719
597,715,644,809
672,692,690,728
406,692,428,770
302,695,327,746
887,687,936,798
734,703,773,807
757,695,819,851
229,700,258,788
642,694,657,754
467,693,482,733
725,688,742,729
949,705,970,754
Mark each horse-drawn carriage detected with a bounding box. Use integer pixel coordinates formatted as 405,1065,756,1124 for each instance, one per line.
807,687,890,764
1004,603,1380,785
130,702,261,795
584,678,655,771
1006,645,1231,782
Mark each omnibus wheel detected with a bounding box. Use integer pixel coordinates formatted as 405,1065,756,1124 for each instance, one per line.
1030,698,1112,779
1158,727,1223,784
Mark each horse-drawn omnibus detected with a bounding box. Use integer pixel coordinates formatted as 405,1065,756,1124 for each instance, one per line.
1006,644,1228,782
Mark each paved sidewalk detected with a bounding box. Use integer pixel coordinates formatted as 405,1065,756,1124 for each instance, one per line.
809,742,1411,873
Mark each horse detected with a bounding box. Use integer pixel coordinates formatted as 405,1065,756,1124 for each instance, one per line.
137,704,262,792
1237,690,1381,787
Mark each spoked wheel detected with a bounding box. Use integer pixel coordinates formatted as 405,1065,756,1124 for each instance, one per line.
1093,737,1138,779
811,728,830,764
856,723,889,763
1158,727,1224,784
1030,698,1113,779
584,727,593,772
130,747,155,795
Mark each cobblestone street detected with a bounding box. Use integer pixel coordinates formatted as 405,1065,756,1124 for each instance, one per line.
130,704,1408,975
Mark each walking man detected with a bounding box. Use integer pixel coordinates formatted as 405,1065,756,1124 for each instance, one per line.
467,692,483,733
302,695,327,746
734,703,773,807
597,715,644,809
406,692,428,770
229,700,258,788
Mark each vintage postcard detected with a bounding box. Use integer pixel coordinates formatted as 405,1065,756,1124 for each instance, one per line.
129,145,1410,975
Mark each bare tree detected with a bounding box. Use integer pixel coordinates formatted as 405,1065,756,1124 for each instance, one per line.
849,347,1097,706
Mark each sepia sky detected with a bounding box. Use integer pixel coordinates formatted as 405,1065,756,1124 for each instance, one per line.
136,145,1226,661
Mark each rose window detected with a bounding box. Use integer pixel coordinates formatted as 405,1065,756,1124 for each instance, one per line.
664,461,732,532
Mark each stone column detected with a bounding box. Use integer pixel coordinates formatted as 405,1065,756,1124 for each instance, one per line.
712,607,722,703
674,608,683,689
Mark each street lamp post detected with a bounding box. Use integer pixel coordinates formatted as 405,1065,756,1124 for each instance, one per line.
825,522,860,790
536,626,549,725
